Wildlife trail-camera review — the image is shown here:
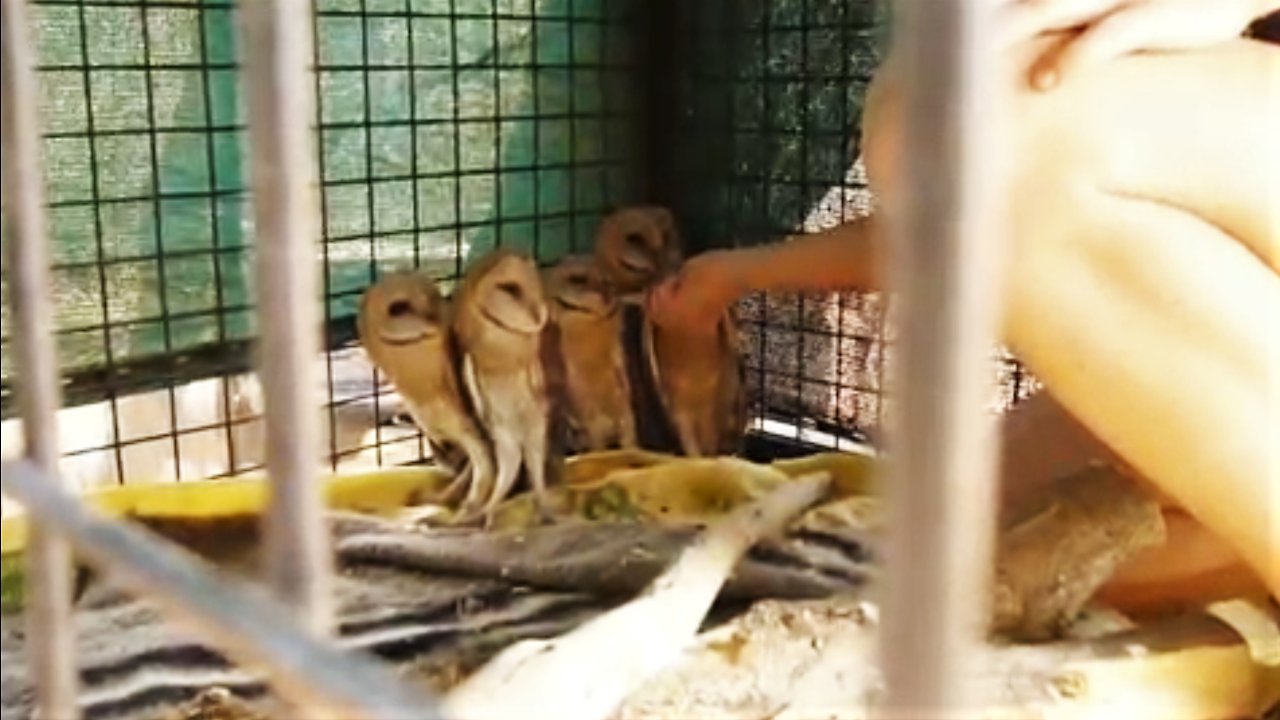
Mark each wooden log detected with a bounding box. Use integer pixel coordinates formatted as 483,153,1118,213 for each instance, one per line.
991,464,1166,641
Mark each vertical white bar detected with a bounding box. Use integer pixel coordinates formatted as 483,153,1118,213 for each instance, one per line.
237,0,333,635
0,0,80,717
878,0,1005,716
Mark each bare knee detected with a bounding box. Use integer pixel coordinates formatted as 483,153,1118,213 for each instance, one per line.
1098,510,1268,615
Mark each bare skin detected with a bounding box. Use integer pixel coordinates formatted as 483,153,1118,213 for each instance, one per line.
649,18,1279,609
958,34,1278,604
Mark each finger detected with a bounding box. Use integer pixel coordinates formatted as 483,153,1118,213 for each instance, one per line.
1031,5,1149,89
996,0,1122,46
658,278,681,305
643,284,663,314
645,282,675,319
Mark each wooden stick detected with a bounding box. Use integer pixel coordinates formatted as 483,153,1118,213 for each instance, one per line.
442,471,832,720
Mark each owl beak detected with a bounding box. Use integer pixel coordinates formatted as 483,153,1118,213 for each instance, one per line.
619,245,657,276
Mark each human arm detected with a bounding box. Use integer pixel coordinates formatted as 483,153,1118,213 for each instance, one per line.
645,214,883,333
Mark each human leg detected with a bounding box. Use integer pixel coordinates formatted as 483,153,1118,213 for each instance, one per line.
863,32,1279,600
1002,178,1279,599
996,390,1265,613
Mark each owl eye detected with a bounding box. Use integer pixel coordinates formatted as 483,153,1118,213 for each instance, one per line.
388,300,413,317
567,273,589,287
624,232,648,249
497,281,523,299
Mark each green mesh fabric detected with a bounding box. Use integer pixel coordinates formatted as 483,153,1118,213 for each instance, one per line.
1,0,642,384
665,0,886,251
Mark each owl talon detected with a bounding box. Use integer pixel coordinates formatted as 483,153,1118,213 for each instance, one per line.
481,509,504,532
432,472,470,506
531,497,556,526
451,502,487,528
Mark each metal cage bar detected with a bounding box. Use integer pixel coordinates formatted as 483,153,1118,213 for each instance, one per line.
2,459,444,720
1,0,80,716
237,0,334,636
877,0,1006,715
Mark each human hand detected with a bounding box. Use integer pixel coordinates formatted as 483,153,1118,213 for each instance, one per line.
645,249,751,335
999,0,1264,91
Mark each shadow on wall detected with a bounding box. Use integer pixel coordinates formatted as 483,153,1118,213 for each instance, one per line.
658,0,1035,440
662,0,889,440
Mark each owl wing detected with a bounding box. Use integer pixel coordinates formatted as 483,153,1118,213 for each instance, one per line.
538,320,570,481
716,309,749,456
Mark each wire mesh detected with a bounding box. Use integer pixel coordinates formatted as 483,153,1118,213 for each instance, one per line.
0,0,1044,491
0,0,646,491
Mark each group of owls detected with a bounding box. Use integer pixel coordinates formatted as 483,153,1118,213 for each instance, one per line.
357,206,746,526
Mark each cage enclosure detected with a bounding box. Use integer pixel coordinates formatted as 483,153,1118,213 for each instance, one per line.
6,2,1280,720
